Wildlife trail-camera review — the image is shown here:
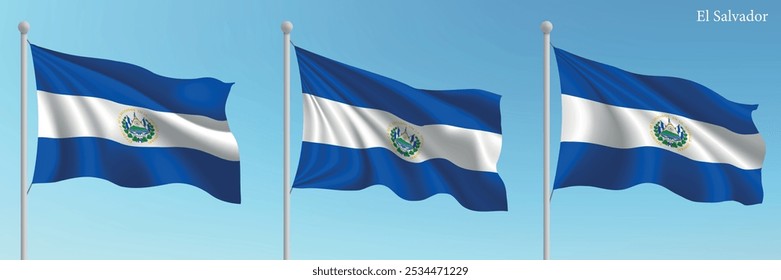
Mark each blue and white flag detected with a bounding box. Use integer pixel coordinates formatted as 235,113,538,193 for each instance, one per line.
30,44,241,203
292,46,506,211
553,47,765,204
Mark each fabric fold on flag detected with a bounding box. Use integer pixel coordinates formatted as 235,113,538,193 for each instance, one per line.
552,47,765,204
292,46,507,211
30,44,241,203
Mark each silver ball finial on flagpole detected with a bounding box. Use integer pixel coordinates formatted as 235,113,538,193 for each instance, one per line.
18,21,30,34
541,20,553,34
281,21,293,34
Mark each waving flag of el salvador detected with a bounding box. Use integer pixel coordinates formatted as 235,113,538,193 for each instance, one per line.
553,47,765,204
30,44,241,203
292,46,507,211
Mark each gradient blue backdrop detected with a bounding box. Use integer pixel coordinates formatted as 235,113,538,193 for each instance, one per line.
0,0,778,259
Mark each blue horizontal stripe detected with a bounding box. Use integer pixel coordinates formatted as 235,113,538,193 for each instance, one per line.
32,137,241,203
294,46,502,134
292,142,507,211
30,44,233,121
553,142,763,205
554,47,759,134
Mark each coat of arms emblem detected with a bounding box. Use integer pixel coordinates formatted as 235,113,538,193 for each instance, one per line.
652,115,689,150
389,122,422,158
119,109,158,143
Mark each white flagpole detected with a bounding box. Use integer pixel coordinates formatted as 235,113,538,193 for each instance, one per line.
541,20,553,260
281,20,293,260
19,21,30,261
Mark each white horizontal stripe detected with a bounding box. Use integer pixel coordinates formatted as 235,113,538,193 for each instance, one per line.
303,94,502,172
37,91,239,161
562,94,765,170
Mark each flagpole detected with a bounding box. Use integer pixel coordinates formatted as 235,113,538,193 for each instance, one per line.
541,20,553,260
281,20,293,260
19,21,30,261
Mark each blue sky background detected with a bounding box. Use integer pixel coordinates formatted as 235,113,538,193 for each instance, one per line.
0,0,778,259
